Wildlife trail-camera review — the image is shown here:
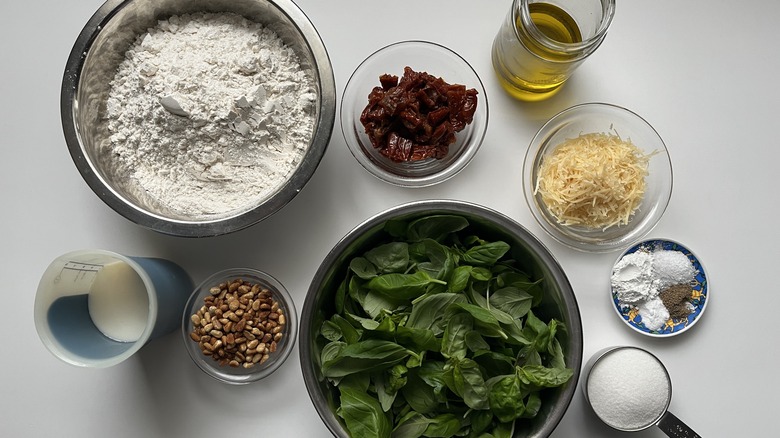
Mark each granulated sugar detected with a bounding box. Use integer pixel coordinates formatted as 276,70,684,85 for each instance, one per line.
102,12,317,218
587,347,670,431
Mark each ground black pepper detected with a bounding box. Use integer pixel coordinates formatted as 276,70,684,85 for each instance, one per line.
659,284,693,320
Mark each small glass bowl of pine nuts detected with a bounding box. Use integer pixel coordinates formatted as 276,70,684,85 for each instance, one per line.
181,268,297,384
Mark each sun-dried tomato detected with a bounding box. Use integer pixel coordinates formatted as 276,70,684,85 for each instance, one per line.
359,66,478,163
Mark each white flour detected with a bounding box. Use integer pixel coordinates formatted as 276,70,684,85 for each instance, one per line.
102,12,316,218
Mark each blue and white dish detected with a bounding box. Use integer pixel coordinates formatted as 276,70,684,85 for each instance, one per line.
611,239,708,337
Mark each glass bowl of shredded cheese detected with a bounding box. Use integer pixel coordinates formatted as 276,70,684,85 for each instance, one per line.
523,103,673,252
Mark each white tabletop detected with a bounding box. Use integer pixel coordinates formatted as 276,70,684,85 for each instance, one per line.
3,0,776,436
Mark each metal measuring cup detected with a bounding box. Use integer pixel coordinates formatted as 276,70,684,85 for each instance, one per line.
582,346,701,437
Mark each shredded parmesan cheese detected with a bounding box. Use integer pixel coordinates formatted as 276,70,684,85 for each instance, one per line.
534,133,654,229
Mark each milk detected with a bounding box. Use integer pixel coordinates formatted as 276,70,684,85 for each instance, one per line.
87,261,149,342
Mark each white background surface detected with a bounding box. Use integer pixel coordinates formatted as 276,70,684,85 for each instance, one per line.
1,0,776,436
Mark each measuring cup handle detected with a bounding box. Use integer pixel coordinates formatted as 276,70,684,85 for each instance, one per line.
657,411,701,438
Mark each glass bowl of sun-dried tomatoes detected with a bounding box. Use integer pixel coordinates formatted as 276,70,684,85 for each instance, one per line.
341,41,488,187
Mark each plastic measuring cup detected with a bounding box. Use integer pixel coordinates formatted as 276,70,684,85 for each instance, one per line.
582,346,701,437
34,250,193,368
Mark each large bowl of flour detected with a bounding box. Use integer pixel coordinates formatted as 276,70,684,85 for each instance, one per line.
61,0,336,237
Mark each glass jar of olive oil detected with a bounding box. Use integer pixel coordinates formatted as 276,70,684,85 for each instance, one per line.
492,0,615,101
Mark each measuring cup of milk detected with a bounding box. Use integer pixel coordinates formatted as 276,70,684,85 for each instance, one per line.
582,346,701,437
34,250,192,367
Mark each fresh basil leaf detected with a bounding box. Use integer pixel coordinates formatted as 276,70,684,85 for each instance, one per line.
473,351,515,377
491,421,514,438
515,345,542,367
521,392,541,419
448,266,472,293
339,387,392,438
350,257,379,279
496,271,543,307
452,358,489,410
407,293,467,334
452,303,507,339
374,372,397,412
321,341,346,369
392,411,432,438
364,289,407,319
465,330,491,353
332,314,361,344
417,361,447,398
368,271,446,300
396,325,441,353
462,241,510,266
345,312,380,330
323,339,409,378
348,276,368,308
407,215,470,242
470,267,493,282
321,320,343,342
441,313,473,360
516,365,573,389
422,413,461,437
487,374,526,423
401,371,440,414
366,242,410,274
410,239,456,282
488,287,533,319
336,278,347,315
388,364,409,393
467,410,494,436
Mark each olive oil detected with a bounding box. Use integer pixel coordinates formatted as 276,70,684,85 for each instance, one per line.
492,1,606,101
528,2,582,46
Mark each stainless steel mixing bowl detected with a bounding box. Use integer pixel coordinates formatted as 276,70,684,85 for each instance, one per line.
300,200,583,437
61,0,336,237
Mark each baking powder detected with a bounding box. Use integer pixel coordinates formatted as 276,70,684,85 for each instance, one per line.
587,347,670,431
103,12,316,218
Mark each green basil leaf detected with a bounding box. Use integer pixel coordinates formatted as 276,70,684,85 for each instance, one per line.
336,278,347,315
368,271,445,300
488,287,533,319
401,371,440,415
516,365,573,389
345,312,380,330
407,293,467,334
392,411,432,438
417,361,447,398
350,257,379,279
462,241,510,266
396,325,441,353
365,242,410,274
452,303,507,339
407,215,470,242
487,374,526,423
363,290,407,319
374,372,397,412
521,392,541,419
452,358,489,410
332,314,361,344
321,341,346,369
339,387,392,438
465,331,491,353
470,267,493,281
448,266,472,293
441,313,473,360
321,320,343,342
323,339,409,378
467,410,494,436
422,413,461,437
473,351,515,377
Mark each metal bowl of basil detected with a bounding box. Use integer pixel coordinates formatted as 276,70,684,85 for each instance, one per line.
300,200,583,437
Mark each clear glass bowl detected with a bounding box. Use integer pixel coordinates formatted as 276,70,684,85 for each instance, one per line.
523,103,673,252
340,40,489,187
182,268,297,384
